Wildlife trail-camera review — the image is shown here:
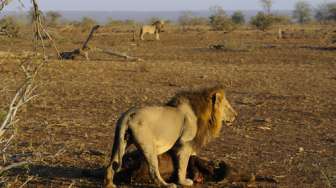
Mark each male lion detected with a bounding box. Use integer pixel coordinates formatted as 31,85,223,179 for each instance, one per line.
105,87,237,188
140,20,164,40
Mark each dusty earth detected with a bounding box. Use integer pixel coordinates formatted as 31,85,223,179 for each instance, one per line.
0,24,336,187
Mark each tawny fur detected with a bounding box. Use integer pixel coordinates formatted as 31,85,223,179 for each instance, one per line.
140,20,164,40
105,86,237,188
167,87,232,150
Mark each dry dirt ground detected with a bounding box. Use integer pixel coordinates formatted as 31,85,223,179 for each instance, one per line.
0,24,336,187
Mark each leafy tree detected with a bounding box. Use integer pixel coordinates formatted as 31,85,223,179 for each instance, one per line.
209,6,235,31
315,3,336,22
231,11,245,24
293,1,312,24
250,12,273,31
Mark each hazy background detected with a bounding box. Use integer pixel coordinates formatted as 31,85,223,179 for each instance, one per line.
3,0,335,11
1,0,334,22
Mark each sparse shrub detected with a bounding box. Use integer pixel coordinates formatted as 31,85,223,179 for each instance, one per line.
178,11,208,29
80,17,97,31
209,6,236,32
250,12,274,31
0,16,21,37
179,11,193,27
106,17,123,26
231,11,245,25
124,19,136,26
45,11,62,26
106,18,135,26
293,1,312,24
271,15,292,24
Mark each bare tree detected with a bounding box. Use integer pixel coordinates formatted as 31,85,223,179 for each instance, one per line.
260,0,273,14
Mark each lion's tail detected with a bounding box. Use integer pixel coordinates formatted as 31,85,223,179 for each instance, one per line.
110,107,137,172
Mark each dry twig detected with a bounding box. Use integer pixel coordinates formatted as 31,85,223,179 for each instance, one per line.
0,0,59,178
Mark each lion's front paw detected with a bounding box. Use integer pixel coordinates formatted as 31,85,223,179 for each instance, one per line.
179,178,193,186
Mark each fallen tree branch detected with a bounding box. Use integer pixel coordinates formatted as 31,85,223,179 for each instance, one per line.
0,161,28,174
95,47,144,62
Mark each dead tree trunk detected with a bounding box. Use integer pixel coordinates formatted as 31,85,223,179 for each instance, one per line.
60,25,100,60
82,25,100,50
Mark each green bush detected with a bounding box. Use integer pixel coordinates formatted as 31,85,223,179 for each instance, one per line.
315,3,336,22
231,11,245,25
209,15,236,31
208,6,235,32
250,12,274,31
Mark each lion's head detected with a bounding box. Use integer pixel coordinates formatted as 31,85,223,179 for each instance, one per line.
167,86,237,150
209,88,237,126
152,20,165,32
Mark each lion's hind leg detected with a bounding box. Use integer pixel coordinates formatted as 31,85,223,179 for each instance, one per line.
143,146,176,188
133,133,176,188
